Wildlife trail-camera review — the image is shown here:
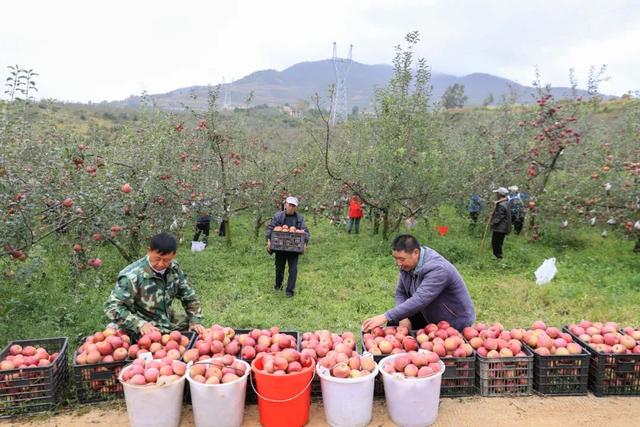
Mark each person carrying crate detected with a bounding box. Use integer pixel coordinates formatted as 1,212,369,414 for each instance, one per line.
361,234,476,332
266,196,310,298
103,232,206,338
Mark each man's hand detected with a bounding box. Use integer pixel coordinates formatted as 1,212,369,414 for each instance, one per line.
361,314,388,332
139,322,159,336
399,318,412,330
189,323,206,335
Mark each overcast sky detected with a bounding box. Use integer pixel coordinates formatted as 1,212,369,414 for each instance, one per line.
1,0,638,103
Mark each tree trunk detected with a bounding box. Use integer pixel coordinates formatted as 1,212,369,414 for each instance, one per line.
254,214,262,238
382,209,390,240
372,209,380,235
634,235,640,253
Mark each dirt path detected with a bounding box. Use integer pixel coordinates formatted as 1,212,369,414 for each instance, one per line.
1,395,639,427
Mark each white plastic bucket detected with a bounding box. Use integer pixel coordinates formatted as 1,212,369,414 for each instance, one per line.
191,241,206,252
118,364,186,427
186,358,251,427
378,354,445,427
316,361,379,427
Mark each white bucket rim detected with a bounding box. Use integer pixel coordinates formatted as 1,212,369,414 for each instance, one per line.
118,361,187,389
315,361,380,383
185,357,250,387
378,354,445,381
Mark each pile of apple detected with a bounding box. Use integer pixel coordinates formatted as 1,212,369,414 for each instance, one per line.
121,357,187,386
188,355,248,385
317,352,376,379
75,328,131,365
273,225,305,234
522,320,582,356
567,320,640,354
621,326,640,342
463,322,527,358
300,330,357,361
381,351,442,378
415,321,473,358
128,330,191,360
234,327,298,361
362,326,418,356
192,324,240,360
254,349,313,375
1,345,60,370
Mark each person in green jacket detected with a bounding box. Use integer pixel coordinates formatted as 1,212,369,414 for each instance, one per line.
104,232,206,337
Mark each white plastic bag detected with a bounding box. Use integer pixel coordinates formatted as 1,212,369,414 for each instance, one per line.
534,257,557,285
191,241,206,253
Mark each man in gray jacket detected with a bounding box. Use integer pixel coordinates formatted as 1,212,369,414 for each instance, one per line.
362,234,475,331
266,196,310,298
490,187,512,259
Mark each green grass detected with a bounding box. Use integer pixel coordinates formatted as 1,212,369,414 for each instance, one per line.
1,208,639,352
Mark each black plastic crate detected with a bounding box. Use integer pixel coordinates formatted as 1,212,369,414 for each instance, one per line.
73,330,195,405
73,359,127,404
564,327,640,396
440,354,476,397
475,346,533,397
269,231,305,253
0,337,69,418
522,343,589,396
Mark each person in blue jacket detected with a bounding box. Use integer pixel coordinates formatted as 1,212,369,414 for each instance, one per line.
362,234,476,332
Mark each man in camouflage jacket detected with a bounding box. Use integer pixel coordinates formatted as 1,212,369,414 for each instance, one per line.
103,232,205,336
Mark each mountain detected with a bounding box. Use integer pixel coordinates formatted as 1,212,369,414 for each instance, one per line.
115,60,606,111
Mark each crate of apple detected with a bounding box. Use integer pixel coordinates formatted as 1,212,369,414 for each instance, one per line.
0,337,68,417
72,328,133,403
187,355,249,385
300,330,357,361
120,358,187,386
130,330,194,361
361,326,418,362
415,322,475,397
564,320,640,397
520,321,590,396
379,350,443,378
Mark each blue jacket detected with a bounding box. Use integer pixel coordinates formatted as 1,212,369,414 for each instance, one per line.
386,247,476,331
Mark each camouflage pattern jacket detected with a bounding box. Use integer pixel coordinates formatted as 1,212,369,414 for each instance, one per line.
103,256,203,333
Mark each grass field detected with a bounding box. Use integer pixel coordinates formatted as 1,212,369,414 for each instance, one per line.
1,207,639,351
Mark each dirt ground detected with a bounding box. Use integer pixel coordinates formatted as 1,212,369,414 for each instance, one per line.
1,395,639,427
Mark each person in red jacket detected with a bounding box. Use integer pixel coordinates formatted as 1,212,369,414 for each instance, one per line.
348,195,364,234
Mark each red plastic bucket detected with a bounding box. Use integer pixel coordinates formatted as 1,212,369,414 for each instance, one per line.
250,357,315,427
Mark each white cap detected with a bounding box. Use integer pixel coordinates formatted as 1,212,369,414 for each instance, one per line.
493,187,509,196
285,196,299,206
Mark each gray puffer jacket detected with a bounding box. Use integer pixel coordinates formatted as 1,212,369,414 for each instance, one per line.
385,247,476,331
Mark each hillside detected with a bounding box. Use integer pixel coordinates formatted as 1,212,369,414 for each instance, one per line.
114,60,604,111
